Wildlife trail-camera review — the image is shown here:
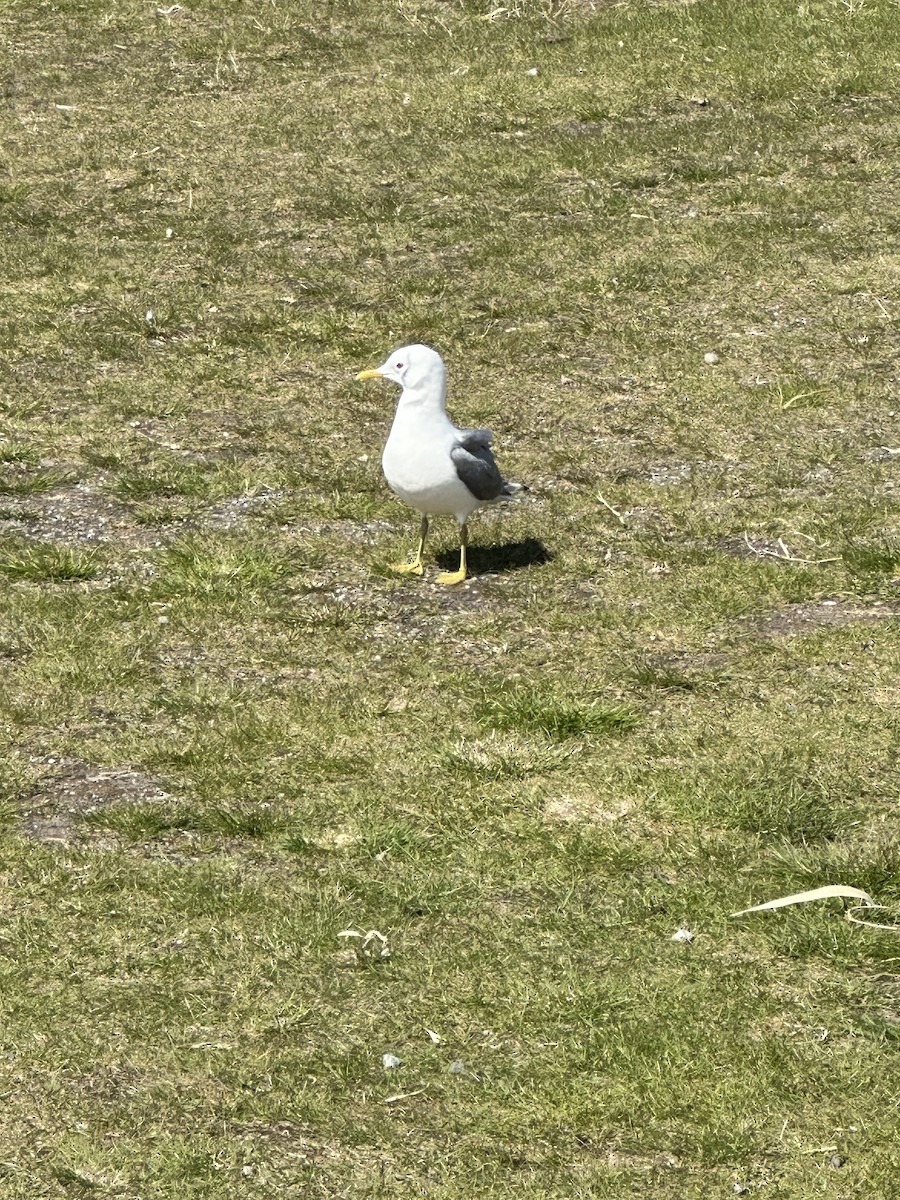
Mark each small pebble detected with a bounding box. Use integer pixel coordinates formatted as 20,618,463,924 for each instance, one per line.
526,67,539,76
382,1053,402,1070
732,1185,750,1196
704,351,720,364
671,927,694,943
830,1155,844,1169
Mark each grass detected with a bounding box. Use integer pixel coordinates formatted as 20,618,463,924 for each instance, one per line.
151,536,298,601
479,685,640,739
0,537,102,581
0,466,76,495
1,0,900,1195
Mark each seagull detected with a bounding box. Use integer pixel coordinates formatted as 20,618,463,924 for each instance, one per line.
356,344,526,584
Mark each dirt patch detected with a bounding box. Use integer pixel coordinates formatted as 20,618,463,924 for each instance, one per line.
199,490,285,532
19,757,170,844
648,462,692,487
545,788,637,825
281,516,399,546
613,504,670,534
228,1119,394,1181
740,597,900,640
0,483,158,548
720,534,795,560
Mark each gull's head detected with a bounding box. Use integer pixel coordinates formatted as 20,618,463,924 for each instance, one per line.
355,344,445,395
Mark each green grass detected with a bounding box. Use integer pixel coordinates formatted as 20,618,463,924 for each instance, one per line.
0,538,102,581
1,0,900,1195
0,466,76,495
151,536,298,601
479,685,640,739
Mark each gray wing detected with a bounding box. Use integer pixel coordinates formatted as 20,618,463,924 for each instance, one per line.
451,428,506,501
457,427,494,451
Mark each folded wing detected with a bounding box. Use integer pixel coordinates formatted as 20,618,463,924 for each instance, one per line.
451,428,507,502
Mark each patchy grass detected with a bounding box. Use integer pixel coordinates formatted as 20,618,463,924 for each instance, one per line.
151,535,298,601
0,466,76,495
1,0,900,1196
0,537,102,581
479,685,640,739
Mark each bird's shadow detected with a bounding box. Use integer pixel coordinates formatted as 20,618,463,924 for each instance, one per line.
436,537,553,576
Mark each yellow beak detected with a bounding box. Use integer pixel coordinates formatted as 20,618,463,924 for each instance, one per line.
355,368,383,381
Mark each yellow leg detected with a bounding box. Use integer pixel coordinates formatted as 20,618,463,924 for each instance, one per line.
392,516,428,576
437,522,468,585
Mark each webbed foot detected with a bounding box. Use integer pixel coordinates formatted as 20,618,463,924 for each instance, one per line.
392,559,424,576
436,567,467,586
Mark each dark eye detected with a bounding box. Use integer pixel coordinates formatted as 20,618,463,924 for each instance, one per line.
396,362,404,369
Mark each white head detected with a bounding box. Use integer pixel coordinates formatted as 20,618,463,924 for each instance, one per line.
356,343,446,401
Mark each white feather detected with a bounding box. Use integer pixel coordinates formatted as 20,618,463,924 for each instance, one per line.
378,345,500,524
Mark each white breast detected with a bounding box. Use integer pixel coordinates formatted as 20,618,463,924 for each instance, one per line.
382,405,480,521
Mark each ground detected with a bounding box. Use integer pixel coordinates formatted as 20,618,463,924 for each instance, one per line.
1,0,899,1196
